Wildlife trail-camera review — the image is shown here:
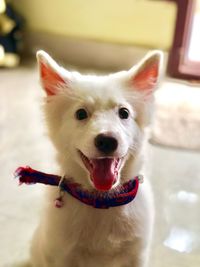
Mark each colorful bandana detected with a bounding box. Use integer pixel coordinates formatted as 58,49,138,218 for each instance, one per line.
14,166,143,209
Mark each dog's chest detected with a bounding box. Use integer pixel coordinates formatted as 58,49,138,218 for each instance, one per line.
57,200,138,249
41,190,145,267
53,203,141,267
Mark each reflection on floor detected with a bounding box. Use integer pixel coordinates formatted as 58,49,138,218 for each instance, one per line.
150,145,200,267
0,61,199,267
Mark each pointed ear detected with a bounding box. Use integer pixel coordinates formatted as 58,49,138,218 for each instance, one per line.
37,50,69,96
129,50,163,97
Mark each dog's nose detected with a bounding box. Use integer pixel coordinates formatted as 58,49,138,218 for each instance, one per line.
94,134,118,154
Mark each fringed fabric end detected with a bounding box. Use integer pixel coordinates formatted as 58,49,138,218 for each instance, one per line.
14,166,38,185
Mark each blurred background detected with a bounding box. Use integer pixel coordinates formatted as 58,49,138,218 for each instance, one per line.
0,0,200,266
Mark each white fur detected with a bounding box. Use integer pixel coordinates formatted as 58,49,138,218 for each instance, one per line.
31,50,163,267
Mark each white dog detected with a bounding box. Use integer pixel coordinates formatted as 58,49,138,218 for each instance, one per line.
30,50,163,267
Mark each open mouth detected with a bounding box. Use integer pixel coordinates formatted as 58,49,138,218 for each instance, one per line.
79,151,122,191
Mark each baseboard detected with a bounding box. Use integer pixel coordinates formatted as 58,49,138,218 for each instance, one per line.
23,31,151,70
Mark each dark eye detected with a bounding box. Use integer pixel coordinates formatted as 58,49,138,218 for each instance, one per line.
118,107,129,119
75,108,88,120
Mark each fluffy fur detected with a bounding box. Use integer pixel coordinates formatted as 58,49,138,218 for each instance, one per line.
31,50,163,267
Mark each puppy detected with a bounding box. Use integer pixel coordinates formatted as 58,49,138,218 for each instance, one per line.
31,50,163,267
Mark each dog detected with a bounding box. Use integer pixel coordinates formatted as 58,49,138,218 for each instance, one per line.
30,50,163,267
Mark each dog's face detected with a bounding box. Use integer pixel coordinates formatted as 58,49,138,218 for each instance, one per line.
37,51,162,191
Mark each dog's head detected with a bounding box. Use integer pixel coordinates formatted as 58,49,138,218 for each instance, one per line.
37,51,163,191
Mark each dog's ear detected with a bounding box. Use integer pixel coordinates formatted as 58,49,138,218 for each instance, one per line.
128,51,163,98
37,50,69,96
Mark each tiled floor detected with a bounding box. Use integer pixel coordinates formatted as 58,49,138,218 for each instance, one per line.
0,61,200,267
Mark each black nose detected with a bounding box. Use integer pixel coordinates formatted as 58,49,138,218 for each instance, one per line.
94,134,118,154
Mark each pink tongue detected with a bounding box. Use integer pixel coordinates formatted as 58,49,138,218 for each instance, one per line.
91,158,117,191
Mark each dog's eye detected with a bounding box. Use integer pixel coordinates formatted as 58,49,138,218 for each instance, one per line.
75,108,88,120
118,107,129,119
